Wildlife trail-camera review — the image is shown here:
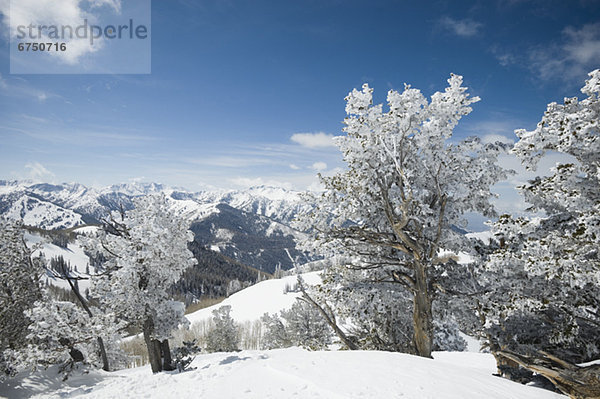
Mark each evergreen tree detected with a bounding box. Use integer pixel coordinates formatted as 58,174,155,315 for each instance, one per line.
86,194,197,373
206,305,239,352
0,220,44,378
482,70,600,385
23,297,128,375
260,312,291,350
281,300,332,350
296,75,508,357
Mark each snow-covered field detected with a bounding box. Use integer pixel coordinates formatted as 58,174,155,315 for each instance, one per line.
0,349,565,399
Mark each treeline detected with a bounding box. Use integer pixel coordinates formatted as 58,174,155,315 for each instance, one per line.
170,241,268,305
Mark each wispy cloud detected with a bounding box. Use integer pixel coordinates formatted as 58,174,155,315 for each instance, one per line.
438,17,483,38
529,23,600,82
290,132,336,148
0,73,58,102
490,45,517,67
24,161,55,181
0,120,159,147
311,161,328,171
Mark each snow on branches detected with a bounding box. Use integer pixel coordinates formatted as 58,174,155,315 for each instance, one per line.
86,194,197,372
297,74,509,357
483,70,600,365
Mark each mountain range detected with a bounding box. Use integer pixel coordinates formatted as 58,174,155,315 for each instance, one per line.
0,180,312,274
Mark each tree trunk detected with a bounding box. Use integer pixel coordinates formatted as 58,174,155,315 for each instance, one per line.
143,317,162,373
64,273,110,371
161,339,175,371
97,337,109,372
412,261,433,358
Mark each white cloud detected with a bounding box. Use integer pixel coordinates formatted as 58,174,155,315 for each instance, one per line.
1,0,122,65
289,164,300,170
24,162,55,181
530,23,600,82
563,24,600,64
439,17,482,38
311,162,327,171
462,118,521,144
90,0,121,13
290,132,336,148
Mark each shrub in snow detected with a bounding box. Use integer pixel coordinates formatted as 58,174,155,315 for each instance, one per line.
261,299,332,351
295,75,509,358
282,300,332,350
261,313,292,350
172,340,200,372
206,306,240,353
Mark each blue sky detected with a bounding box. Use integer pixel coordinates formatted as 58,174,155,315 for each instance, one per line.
0,0,599,217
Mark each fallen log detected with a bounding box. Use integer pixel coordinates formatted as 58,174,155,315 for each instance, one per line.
496,350,600,399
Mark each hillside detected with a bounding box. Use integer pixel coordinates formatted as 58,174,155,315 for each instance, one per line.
186,272,322,325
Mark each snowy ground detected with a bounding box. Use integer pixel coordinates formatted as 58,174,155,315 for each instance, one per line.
1,247,566,398
0,349,565,399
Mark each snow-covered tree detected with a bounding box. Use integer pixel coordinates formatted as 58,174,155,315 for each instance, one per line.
23,297,128,376
260,312,292,350
226,279,242,297
281,300,332,350
87,194,197,373
206,305,239,352
296,75,508,357
483,70,600,369
0,220,44,378
261,299,332,351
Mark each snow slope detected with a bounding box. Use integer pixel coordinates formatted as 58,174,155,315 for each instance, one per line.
186,272,322,324
25,232,93,292
0,349,565,399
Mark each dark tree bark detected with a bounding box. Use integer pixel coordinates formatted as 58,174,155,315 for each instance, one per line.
161,339,175,371
412,261,433,358
143,317,162,373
